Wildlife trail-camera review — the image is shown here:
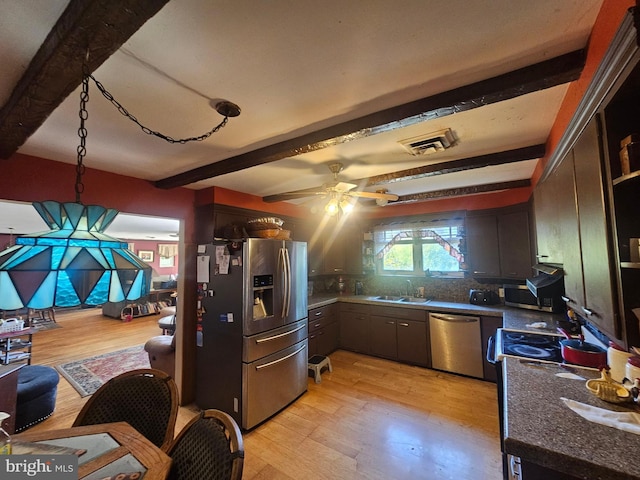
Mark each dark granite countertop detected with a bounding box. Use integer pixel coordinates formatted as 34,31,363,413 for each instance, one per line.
308,294,566,330
504,357,640,479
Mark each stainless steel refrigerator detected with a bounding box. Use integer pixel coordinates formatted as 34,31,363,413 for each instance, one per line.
195,238,308,430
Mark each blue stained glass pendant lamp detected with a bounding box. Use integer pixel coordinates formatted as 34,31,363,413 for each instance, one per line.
0,201,151,309
0,70,151,310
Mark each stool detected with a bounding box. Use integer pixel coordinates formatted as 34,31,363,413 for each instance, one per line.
158,315,176,335
308,355,332,383
16,365,59,432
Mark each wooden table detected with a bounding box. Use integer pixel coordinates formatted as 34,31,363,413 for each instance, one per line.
0,363,24,433
14,421,172,480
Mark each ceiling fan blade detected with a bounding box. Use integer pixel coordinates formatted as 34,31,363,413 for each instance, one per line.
262,190,326,203
348,191,399,201
333,181,357,192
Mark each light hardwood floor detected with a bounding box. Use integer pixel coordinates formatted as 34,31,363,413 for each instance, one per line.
26,308,503,479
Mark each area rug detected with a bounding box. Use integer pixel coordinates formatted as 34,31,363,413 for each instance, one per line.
56,345,150,397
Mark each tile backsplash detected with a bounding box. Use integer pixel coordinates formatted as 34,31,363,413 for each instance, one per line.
311,274,504,304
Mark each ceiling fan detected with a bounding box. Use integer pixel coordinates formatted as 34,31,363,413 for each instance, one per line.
262,162,399,214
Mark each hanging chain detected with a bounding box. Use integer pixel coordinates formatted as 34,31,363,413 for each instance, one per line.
75,72,89,203
87,74,229,144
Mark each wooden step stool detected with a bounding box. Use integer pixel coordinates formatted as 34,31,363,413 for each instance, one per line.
308,355,332,383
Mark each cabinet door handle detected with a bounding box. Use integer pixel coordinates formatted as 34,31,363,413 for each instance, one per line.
314,323,321,328
398,322,409,327
582,307,594,317
536,254,549,259
315,311,323,316
561,296,571,303
386,321,395,325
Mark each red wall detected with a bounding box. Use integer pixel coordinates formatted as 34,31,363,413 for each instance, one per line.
0,153,197,242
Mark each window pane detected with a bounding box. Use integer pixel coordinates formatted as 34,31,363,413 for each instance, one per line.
383,244,413,271
422,243,460,272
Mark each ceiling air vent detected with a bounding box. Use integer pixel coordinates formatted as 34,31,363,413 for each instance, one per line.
399,128,456,156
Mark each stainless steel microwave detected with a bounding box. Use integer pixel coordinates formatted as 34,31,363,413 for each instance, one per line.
503,284,563,313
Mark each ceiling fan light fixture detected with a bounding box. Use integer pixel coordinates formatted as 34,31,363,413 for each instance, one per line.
339,196,355,214
325,196,340,216
375,189,390,206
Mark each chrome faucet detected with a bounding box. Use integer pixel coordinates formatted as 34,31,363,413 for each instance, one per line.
405,280,413,297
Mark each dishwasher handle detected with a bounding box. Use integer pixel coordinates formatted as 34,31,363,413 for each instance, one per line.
429,313,480,323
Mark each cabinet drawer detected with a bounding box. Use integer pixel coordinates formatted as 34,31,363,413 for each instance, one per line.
308,314,336,332
309,304,336,323
372,306,425,321
339,303,371,314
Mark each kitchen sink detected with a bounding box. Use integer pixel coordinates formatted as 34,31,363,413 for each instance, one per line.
375,295,404,301
373,295,430,303
400,296,430,303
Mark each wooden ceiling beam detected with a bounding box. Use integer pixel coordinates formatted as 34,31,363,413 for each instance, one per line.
156,49,584,189
262,143,544,203
364,144,545,186
390,179,532,204
0,0,169,159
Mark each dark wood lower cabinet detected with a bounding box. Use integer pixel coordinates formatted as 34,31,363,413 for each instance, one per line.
316,321,339,356
308,304,338,357
338,304,370,353
369,316,397,359
519,458,580,479
328,302,496,380
397,319,430,367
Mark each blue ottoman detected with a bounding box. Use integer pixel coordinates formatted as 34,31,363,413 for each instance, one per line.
16,365,59,432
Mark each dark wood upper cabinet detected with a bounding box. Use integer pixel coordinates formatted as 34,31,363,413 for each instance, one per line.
572,116,619,339
554,150,585,311
467,204,532,280
533,164,566,265
497,210,533,279
466,214,501,277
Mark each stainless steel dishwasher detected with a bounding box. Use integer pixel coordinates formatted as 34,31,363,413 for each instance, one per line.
429,312,484,378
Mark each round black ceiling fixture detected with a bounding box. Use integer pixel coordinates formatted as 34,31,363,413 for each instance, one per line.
214,100,241,118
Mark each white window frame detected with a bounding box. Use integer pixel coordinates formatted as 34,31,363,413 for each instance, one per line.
373,213,466,278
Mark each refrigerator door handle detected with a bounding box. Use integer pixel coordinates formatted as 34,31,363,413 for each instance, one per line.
255,323,305,343
285,247,292,317
279,246,291,318
255,344,306,370
278,247,286,318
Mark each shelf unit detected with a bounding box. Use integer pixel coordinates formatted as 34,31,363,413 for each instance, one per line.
362,232,375,274
119,301,171,320
600,23,640,346
0,328,35,365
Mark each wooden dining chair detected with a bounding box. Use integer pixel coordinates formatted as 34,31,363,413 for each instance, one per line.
166,409,244,480
72,368,178,451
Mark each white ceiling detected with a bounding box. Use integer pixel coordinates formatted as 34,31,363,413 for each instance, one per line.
0,0,604,233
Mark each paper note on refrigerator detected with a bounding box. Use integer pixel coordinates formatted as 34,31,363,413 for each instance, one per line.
197,255,210,283
215,246,230,274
